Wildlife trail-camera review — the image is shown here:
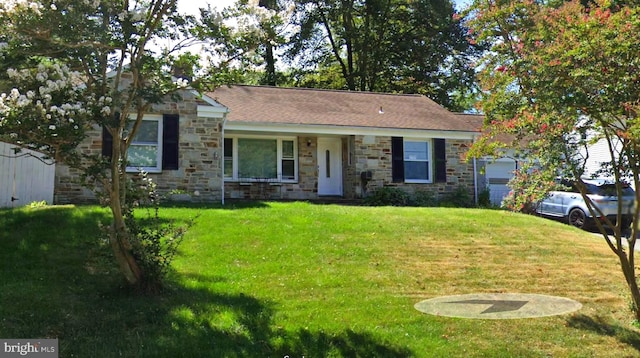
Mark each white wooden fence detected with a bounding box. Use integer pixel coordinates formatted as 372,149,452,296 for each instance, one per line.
0,141,55,208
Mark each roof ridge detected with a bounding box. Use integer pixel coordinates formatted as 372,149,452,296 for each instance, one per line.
210,84,426,98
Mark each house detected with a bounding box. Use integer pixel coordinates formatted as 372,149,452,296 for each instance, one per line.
53,85,484,204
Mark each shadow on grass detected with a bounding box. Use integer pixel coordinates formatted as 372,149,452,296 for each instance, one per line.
161,200,271,210
566,314,640,351
0,206,411,357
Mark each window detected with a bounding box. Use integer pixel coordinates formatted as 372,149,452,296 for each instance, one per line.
102,113,179,173
282,140,295,180
403,140,430,182
126,115,163,172
392,137,446,183
224,138,233,179
225,136,298,182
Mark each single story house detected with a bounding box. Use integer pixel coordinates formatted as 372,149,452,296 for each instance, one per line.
53,85,484,204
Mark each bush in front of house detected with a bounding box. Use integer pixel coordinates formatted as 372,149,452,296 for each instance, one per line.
365,186,474,208
364,187,411,206
438,186,474,208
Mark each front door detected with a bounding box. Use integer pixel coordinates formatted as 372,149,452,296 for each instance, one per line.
317,137,343,196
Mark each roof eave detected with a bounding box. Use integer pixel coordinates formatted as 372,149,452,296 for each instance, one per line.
224,121,478,139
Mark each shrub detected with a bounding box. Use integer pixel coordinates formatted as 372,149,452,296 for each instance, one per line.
478,188,492,208
411,191,438,207
439,186,474,208
364,187,410,206
102,171,195,293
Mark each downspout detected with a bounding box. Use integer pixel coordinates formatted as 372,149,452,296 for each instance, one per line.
472,132,480,206
221,115,227,206
473,156,478,206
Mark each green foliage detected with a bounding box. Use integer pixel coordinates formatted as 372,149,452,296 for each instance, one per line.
364,187,410,206
439,186,474,208
121,172,194,292
226,0,481,110
0,0,245,289
411,190,438,207
365,186,474,208
478,187,492,208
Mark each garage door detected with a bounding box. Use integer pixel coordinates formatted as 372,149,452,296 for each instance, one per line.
485,161,516,206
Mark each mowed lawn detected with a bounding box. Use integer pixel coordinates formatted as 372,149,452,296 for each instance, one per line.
1,202,639,357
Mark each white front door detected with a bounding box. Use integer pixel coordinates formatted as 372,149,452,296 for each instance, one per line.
317,137,343,196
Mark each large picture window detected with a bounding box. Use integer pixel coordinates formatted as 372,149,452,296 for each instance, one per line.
225,136,298,182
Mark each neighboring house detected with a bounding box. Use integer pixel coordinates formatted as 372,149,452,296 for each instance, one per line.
54,85,484,204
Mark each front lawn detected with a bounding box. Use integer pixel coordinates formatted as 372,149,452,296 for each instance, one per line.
0,202,637,357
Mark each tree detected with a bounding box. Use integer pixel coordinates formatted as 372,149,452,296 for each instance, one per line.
0,0,242,292
466,0,640,319
284,0,480,111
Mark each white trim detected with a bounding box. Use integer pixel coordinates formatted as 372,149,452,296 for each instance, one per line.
197,104,228,118
403,138,433,184
224,122,477,140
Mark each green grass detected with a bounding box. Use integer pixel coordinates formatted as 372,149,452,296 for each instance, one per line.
0,202,639,357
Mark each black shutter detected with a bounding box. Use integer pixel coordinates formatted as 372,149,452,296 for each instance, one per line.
162,114,179,170
434,138,446,183
102,112,120,160
102,127,113,159
391,137,404,183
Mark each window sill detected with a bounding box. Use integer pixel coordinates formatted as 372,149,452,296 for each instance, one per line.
126,168,162,174
404,180,432,184
225,179,297,185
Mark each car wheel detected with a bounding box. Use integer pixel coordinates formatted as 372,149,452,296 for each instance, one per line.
568,208,588,229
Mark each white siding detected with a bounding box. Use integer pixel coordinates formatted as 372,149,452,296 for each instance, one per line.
580,137,616,178
0,142,55,208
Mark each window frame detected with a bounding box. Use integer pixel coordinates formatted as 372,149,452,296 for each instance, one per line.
403,138,432,183
224,135,298,183
125,114,163,173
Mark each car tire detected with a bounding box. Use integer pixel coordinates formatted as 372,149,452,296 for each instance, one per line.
568,208,589,229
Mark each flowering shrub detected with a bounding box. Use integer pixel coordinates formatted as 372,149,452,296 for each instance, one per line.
501,169,557,214
0,63,92,160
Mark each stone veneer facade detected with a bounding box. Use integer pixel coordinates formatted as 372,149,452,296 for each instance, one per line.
223,134,476,202
54,98,476,204
348,135,476,200
54,89,225,204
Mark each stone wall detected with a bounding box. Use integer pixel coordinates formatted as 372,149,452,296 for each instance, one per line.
54,89,225,204
224,136,319,200
351,135,476,201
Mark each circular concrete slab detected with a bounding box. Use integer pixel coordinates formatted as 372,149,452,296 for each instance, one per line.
415,293,582,319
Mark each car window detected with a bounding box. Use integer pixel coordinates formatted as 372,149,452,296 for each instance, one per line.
587,183,635,196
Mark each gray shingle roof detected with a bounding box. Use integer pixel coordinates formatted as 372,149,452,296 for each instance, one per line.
206,85,482,132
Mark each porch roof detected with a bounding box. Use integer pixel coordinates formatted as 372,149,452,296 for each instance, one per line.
206,85,482,133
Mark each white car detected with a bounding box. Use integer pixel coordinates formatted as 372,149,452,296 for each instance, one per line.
536,178,635,230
